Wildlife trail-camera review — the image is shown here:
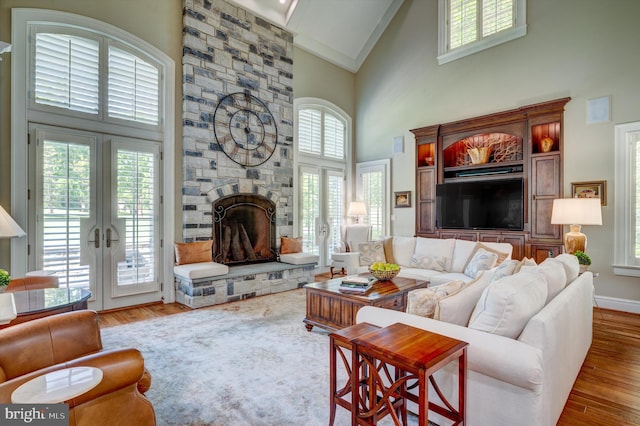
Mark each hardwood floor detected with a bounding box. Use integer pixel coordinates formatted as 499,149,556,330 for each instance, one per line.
98,280,640,425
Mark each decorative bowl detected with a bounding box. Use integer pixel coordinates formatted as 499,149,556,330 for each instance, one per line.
368,267,400,281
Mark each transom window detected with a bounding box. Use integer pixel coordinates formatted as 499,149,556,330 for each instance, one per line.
32,28,160,126
438,0,527,64
298,107,345,160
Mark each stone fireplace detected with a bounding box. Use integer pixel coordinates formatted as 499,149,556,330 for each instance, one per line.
212,194,277,265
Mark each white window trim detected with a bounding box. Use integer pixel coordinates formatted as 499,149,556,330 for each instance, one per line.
613,121,640,277
11,8,176,302
437,0,527,65
355,159,391,237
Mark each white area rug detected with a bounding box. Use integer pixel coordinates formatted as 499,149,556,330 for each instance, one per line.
102,289,421,425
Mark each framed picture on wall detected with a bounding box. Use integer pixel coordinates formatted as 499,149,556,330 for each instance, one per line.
571,180,607,205
394,191,411,208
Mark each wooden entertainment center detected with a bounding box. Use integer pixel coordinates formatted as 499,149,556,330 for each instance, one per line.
411,97,570,263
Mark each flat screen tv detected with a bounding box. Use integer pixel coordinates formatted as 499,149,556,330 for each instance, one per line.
436,178,524,231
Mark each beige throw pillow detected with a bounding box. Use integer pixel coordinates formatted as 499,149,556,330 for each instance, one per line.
410,255,447,272
406,280,465,318
358,241,386,266
463,248,499,278
435,271,493,326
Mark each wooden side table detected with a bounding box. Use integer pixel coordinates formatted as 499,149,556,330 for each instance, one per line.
329,322,381,426
353,323,469,426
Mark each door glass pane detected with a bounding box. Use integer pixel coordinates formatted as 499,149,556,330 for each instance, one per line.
300,170,320,255
327,172,344,259
116,149,156,285
361,169,385,240
41,140,91,289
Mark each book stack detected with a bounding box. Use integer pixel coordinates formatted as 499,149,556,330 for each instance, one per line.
339,275,375,294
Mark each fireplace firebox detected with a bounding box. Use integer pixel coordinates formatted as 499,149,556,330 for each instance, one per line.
212,194,277,265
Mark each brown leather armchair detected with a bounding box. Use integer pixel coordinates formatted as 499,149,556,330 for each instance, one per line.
5,275,59,292
0,310,156,425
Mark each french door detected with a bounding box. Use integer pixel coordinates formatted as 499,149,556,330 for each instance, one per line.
30,125,163,310
298,165,345,270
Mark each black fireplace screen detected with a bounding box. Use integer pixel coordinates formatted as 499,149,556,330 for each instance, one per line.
212,194,277,265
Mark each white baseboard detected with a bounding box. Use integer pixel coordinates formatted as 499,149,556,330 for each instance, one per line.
594,295,640,314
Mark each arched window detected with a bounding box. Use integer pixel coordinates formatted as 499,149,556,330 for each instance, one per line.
295,99,351,270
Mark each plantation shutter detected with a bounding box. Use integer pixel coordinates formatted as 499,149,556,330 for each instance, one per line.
108,45,159,125
448,0,515,50
34,33,100,114
324,114,345,160
298,108,322,155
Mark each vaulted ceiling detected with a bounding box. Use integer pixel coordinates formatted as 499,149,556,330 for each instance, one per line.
230,0,405,72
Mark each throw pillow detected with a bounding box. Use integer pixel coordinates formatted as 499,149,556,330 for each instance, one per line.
406,288,440,318
174,240,213,265
405,280,464,318
410,255,447,272
514,257,537,273
435,272,492,326
468,271,548,339
521,258,567,304
358,241,386,266
490,259,518,282
280,236,303,254
475,243,510,264
463,248,499,278
381,237,396,264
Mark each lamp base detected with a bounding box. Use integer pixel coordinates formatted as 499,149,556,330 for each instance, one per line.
564,224,587,254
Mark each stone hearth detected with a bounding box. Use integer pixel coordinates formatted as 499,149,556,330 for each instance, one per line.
175,262,316,308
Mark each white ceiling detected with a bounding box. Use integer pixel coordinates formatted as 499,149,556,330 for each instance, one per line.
230,0,405,72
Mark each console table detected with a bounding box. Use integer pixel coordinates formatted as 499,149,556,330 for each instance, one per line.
0,287,91,329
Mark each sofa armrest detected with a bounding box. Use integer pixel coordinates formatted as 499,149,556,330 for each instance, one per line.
356,306,543,391
0,348,147,406
331,252,361,274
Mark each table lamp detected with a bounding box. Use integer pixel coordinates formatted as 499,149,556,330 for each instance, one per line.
346,201,367,223
550,198,602,254
0,204,27,274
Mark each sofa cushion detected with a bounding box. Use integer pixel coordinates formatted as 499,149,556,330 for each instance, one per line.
428,272,474,287
464,248,499,278
490,259,518,282
406,280,465,318
449,239,478,273
357,241,386,266
413,237,456,271
174,261,229,279
521,258,567,304
468,271,548,338
279,252,319,265
435,271,493,326
392,236,417,267
552,253,580,283
174,240,213,265
280,236,302,254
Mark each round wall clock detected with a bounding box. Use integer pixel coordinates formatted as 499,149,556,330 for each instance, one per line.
213,92,278,168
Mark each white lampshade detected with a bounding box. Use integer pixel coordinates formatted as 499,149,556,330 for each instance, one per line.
550,198,602,226
0,205,26,239
551,198,602,254
347,201,367,218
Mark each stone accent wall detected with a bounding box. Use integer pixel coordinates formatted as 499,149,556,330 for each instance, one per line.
181,0,294,243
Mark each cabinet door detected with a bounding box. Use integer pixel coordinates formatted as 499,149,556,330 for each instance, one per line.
531,154,562,240
417,169,435,234
527,244,563,263
500,234,526,260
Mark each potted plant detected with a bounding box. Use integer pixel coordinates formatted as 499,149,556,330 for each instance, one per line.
0,269,10,292
574,250,591,273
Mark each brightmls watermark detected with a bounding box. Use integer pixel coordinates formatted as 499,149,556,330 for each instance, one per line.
1,404,68,425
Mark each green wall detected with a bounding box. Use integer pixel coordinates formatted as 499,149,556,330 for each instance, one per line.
355,0,640,301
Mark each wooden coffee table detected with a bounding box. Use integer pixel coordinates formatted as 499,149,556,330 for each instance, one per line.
303,275,429,332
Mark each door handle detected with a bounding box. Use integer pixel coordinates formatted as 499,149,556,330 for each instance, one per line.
106,228,119,248
93,228,100,248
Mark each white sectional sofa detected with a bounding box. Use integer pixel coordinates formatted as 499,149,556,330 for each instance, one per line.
356,254,594,426
337,236,513,286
